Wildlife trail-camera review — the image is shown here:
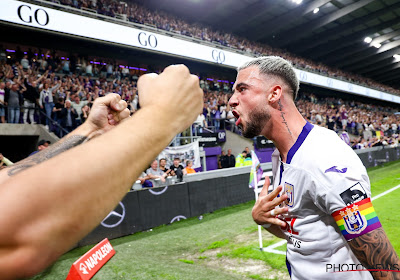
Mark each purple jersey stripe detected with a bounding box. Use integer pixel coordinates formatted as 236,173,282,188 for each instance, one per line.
286,122,313,164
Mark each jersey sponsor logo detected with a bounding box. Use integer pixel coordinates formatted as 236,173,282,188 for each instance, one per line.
281,217,299,235
340,182,368,206
284,182,294,207
339,204,367,234
324,166,347,174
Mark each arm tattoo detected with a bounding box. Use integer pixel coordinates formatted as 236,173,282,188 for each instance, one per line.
7,135,87,177
277,100,293,138
349,228,400,279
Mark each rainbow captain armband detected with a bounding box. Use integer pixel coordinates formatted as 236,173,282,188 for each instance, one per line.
332,198,382,241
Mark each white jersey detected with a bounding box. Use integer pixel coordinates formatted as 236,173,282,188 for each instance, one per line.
271,123,380,280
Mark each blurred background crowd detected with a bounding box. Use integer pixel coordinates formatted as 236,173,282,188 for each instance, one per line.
1,46,399,149
47,0,400,96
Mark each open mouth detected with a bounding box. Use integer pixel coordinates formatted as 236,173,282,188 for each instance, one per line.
232,110,241,126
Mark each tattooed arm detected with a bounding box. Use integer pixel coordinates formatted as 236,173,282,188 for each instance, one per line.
349,228,400,279
0,93,129,185
0,65,203,279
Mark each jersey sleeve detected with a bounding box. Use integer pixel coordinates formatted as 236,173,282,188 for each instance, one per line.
313,164,382,241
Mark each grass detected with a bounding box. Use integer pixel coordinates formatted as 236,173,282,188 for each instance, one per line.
30,160,400,280
199,239,230,252
219,243,286,270
368,160,400,251
178,259,194,265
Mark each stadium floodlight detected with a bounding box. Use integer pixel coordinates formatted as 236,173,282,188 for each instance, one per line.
292,0,302,4
393,54,400,61
364,37,372,43
372,43,381,48
313,8,319,14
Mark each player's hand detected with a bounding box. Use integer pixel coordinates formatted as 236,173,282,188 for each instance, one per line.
252,177,289,228
137,64,203,133
84,93,130,136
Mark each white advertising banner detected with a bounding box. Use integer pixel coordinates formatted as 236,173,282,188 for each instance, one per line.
158,141,201,169
0,0,251,67
1,0,399,104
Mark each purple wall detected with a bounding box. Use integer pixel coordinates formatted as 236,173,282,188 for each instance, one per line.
254,147,275,163
203,146,221,171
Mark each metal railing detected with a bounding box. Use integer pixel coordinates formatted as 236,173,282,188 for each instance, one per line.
1,105,69,137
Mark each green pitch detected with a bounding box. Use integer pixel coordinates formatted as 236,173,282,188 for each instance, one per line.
31,160,400,280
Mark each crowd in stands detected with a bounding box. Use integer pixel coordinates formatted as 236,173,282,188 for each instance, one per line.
299,93,400,149
0,48,141,135
134,157,191,189
0,45,236,136
1,44,399,150
47,0,400,95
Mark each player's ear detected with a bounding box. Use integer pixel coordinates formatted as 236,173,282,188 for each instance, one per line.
267,85,282,104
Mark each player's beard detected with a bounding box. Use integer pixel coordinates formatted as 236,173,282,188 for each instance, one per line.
241,106,271,138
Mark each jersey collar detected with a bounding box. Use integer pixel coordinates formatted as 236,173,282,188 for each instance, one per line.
286,122,314,164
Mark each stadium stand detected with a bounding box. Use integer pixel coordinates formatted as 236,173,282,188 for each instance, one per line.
1,45,399,150
43,0,400,96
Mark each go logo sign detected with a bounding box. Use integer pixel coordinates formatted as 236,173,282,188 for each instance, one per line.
138,32,158,48
17,5,49,26
212,49,225,64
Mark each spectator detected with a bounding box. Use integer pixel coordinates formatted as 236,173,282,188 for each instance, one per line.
235,151,247,167
137,171,153,188
39,81,60,129
21,55,30,71
29,139,51,156
22,73,46,124
71,95,88,125
226,149,235,168
0,82,5,123
5,82,23,124
340,105,348,131
86,62,93,76
80,104,91,123
219,103,227,129
61,59,70,74
53,97,65,122
185,160,196,174
169,157,186,181
146,160,166,186
60,99,78,132
194,112,207,133
218,150,228,169
244,152,252,166
159,158,170,173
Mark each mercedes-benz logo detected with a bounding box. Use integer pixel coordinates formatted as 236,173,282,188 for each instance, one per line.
101,202,126,228
149,186,168,195
170,215,187,223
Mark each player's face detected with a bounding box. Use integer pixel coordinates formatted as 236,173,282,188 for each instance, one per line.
229,66,271,138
